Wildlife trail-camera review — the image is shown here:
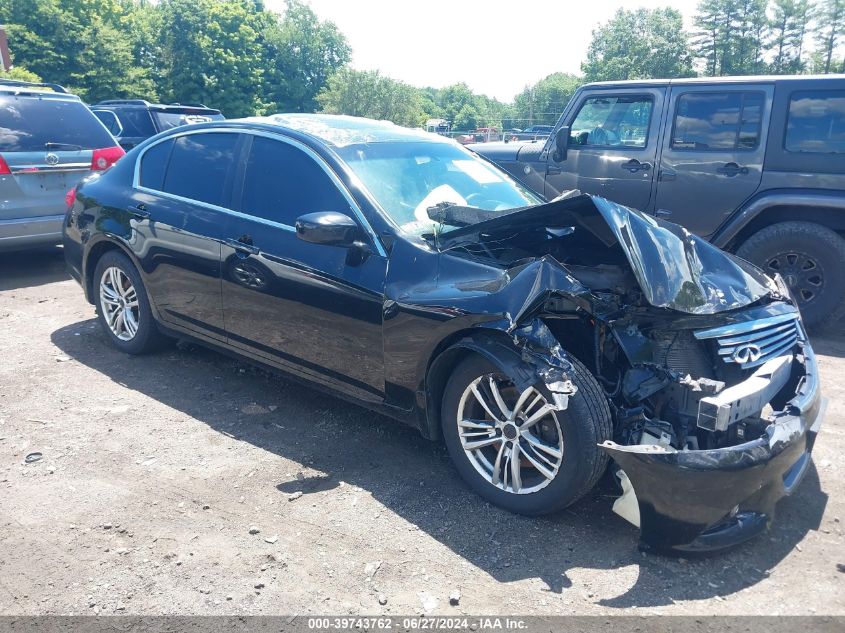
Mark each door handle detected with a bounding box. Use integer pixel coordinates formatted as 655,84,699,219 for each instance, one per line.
126,204,150,220
225,237,260,256
654,209,673,217
621,159,651,173
716,162,749,177
546,165,562,175
659,169,677,182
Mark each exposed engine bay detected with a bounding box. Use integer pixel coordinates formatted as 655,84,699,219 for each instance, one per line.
427,193,822,552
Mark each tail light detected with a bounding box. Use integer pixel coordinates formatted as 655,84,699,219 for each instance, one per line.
0,154,10,175
65,186,77,210
90,145,125,171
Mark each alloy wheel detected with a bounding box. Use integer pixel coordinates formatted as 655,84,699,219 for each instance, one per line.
456,374,564,495
99,266,140,341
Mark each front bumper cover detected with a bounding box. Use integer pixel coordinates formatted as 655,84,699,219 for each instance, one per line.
601,338,825,554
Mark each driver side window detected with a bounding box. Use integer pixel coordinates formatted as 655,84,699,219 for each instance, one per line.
569,95,653,149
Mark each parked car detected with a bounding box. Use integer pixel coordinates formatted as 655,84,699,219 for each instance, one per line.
512,124,553,141
63,114,823,553
0,79,124,251
90,100,224,151
471,76,845,328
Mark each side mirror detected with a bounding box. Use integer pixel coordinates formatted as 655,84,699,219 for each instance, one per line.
552,126,569,162
295,211,360,247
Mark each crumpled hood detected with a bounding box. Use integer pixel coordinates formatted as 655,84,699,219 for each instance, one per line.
434,193,777,315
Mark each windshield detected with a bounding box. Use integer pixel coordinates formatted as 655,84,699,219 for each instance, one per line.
0,96,115,151
335,140,541,234
153,111,224,131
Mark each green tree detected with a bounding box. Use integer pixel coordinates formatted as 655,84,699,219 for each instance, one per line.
813,0,845,72
0,0,155,99
317,68,425,127
693,0,770,75
261,0,350,113
513,73,582,126
0,66,41,82
769,0,814,73
582,8,695,82
154,0,266,117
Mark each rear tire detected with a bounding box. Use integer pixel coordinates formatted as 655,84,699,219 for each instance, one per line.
736,221,845,329
93,250,166,354
441,353,611,516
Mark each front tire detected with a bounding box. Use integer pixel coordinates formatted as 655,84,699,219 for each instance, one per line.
441,353,612,515
736,221,845,328
93,250,165,354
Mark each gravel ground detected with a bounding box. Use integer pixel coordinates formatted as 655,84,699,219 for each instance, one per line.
0,248,843,616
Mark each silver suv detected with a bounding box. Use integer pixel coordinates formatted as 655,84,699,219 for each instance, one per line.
0,80,124,250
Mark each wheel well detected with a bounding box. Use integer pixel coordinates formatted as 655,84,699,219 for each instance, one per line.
421,319,597,442
84,241,125,303
422,329,514,442
728,204,845,251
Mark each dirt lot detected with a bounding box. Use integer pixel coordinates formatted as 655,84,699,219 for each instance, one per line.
0,248,843,616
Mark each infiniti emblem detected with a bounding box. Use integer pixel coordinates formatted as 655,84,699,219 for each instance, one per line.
731,343,762,364
45,152,59,166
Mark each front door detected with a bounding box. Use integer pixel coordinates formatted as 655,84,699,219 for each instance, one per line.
545,88,665,211
653,85,773,236
220,133,387,401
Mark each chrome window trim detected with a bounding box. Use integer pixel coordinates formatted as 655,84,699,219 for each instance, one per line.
132,126,386,257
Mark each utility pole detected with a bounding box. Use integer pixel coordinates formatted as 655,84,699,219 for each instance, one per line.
0,27,11,72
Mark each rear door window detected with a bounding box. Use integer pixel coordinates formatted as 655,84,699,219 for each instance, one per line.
0,95,115,151
162,132,239,207
238,135,349,227
569,95,653,148
785,90,845,154
671,92,764,151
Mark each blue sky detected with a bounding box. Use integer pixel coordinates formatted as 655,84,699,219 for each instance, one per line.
264,0,702,101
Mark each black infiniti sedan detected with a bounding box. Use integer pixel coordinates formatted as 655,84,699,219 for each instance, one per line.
63,114,825,554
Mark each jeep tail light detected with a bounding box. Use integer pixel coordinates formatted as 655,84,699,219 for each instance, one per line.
0,154,10,175
65,186,77,210
90,146,125,171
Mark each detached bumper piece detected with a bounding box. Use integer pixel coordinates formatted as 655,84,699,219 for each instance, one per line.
601,340,825,554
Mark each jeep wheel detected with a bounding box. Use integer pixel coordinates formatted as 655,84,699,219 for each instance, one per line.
736,221,845,328
441,354,612,516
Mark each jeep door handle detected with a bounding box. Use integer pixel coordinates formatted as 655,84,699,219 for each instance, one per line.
126,204,150,220
621,159,651,173
716,162,749,177
225,237,260,256
659,170,677,182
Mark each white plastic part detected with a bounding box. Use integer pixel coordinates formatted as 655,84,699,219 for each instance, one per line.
613,469,641,528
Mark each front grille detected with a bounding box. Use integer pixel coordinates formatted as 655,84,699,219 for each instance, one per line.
693,312,800,370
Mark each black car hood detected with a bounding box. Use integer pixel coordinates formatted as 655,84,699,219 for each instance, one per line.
434,193,777,315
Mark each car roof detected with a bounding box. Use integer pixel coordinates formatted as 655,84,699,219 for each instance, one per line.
0,85,80,101
239,113,452,147
93,99,221,114
581,74,845,90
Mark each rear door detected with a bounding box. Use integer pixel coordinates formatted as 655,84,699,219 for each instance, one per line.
545,88,665,210
131,129,241,339
653,84,773,235
0,94,116,221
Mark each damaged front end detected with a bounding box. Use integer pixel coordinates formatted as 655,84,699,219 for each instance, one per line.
432,193,826,553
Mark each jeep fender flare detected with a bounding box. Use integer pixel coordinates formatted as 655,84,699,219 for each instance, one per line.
711,190,845,249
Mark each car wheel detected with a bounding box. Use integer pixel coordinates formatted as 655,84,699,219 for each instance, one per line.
441,353,612,515
93,250,165,354
736,221,845,329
